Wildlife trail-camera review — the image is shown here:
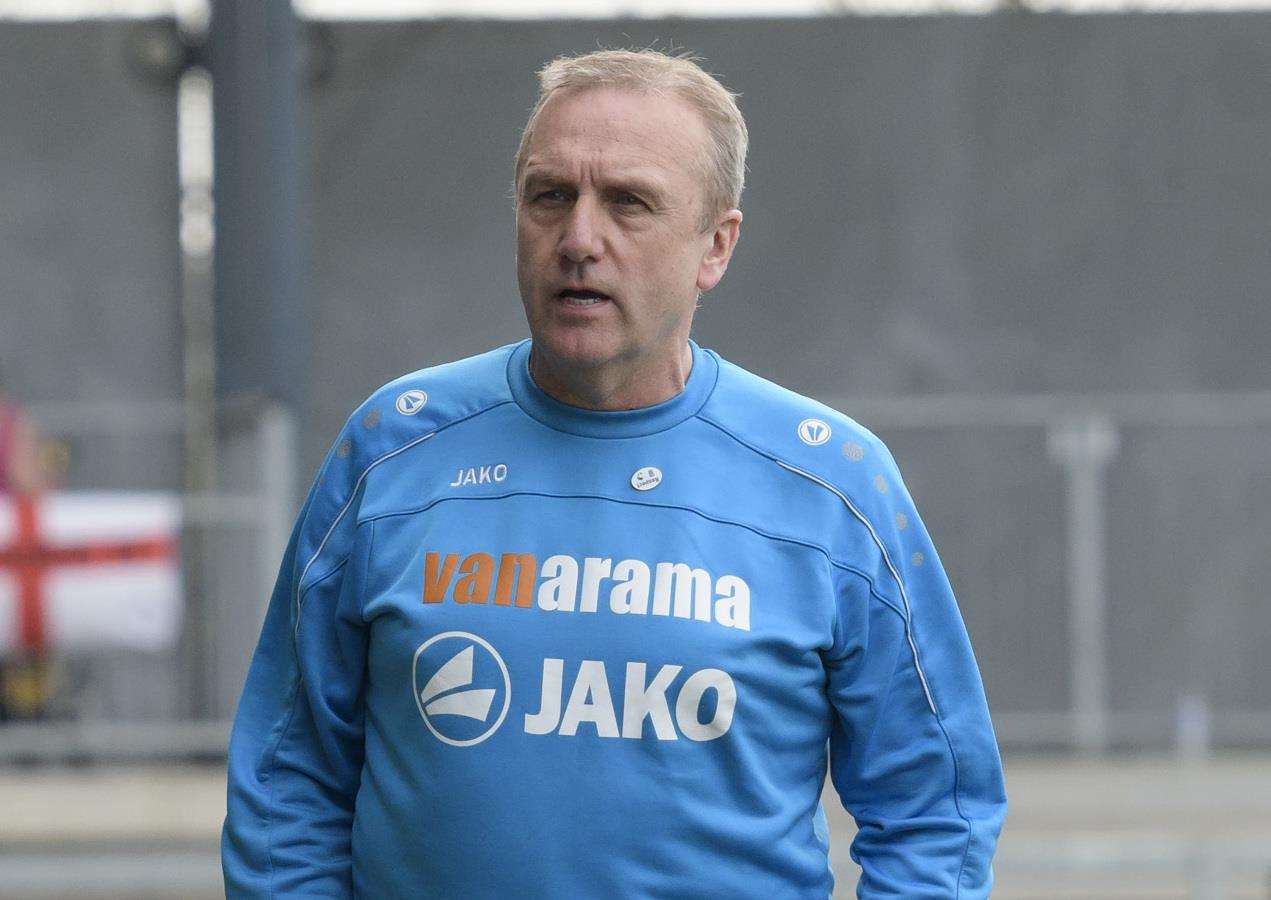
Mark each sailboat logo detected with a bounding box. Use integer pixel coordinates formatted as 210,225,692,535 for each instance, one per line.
412,631,511,747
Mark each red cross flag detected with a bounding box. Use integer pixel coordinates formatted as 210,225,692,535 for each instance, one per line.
0,492,181,653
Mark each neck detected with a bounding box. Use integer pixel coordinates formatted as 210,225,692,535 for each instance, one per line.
528,342,694,411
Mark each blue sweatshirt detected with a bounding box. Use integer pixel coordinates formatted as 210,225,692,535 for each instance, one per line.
222,338,1007,898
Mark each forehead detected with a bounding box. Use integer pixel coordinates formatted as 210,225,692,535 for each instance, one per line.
521,86,710,186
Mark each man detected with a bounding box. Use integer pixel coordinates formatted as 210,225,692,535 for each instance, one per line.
0,374,46,495
223,49,1007,898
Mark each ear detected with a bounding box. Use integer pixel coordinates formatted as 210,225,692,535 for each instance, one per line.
696,209,743,293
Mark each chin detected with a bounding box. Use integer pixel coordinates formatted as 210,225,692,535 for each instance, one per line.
532,326,622,370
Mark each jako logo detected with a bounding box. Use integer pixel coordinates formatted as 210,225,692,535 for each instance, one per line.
449,463,508,487
797,418,831,446
525,658,735,742
412,631,511,747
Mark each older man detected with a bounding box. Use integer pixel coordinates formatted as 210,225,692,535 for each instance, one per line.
223,49,1006,898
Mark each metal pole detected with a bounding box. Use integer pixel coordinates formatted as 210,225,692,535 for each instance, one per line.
207,0,309,719
1047,415,1119,755
175,64,218,721
208,0,310,413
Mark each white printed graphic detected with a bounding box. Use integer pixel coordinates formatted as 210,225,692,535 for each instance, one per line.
396,389,429,416
412,632,510,747
797,418,831,446
449,464,508,487
630,466,662,491
523,658,735,742
418,646,497,721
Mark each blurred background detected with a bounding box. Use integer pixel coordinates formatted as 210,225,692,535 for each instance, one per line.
1,0,1269,896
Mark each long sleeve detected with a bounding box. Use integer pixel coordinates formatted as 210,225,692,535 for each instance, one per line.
824,451,1007,898
222,473,374,897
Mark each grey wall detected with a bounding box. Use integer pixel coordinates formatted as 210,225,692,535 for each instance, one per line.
308,15,1271,439
302,16,1271,738
0,22,184,720
0,21,182,491
3,15,1269,741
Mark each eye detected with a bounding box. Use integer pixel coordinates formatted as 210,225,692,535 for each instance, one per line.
531,188,570,204
614,192,647,209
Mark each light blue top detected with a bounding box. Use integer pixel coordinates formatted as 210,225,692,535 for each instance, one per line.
223,338,1007,898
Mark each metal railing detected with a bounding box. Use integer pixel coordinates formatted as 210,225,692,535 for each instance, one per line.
7,390,1271,761
827,389,1271,757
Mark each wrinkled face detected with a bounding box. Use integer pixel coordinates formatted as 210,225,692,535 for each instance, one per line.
515,86,732,375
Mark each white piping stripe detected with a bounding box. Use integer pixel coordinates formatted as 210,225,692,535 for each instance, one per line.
293,431,437,631
776,459,939,717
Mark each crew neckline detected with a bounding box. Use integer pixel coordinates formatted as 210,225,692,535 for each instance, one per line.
506,338,718,439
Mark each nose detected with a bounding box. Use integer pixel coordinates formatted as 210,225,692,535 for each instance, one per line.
558,195,604,265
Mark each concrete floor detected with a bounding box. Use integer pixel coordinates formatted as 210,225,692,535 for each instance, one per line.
2,753,1269,898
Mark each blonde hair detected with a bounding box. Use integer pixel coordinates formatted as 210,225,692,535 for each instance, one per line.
514,48,748,231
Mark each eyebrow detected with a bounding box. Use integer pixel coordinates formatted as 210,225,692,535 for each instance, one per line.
521,170,669,206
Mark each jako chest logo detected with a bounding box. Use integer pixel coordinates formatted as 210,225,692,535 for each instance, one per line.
449,464,508,487
412,631,511,747
411,631,736,746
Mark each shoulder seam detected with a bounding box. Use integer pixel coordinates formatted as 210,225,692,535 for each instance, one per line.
776,457,940,718
359,489,836,564
294,400,513,629
826,558,908,624
703,411,978,891
695,412,939,718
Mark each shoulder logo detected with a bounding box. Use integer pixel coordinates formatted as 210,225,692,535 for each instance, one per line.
412,631,511,747
396,389,429,416
630,466,662,491
797,418,831,446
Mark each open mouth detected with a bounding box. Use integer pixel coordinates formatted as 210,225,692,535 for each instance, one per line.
556,289,612,307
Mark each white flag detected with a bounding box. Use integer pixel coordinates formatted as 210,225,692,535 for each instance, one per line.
0,492,182,652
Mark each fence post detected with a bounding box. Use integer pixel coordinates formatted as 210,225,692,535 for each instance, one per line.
1047,414,1119,755
1176,691,1213,762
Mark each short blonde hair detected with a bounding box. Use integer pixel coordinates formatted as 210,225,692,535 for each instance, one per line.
514,48,748,231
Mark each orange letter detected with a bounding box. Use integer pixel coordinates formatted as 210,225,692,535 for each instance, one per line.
495,553,538,608
454,552,494,604
423,552,459,603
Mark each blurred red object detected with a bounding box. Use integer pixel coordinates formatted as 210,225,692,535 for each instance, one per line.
0,398,47,495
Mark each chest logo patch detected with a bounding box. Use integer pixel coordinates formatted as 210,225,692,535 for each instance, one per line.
630,466,662,491
396,389,429,416
797,418,831,446
412,631,511,747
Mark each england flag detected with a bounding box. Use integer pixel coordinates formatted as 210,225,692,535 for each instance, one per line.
0,492,182,653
